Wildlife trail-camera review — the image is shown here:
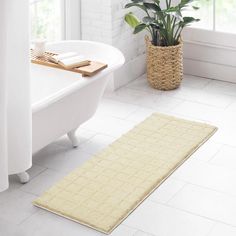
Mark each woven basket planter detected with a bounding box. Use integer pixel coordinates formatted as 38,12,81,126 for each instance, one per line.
145,37,183,91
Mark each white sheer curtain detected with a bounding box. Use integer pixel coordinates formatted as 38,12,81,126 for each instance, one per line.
0,0,31,192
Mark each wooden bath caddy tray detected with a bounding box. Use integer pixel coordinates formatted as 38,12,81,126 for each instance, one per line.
30,50,108,77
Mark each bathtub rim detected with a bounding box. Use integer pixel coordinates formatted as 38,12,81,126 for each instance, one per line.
31,40,125,114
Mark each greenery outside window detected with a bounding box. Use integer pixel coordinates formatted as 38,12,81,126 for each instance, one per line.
30,0,64,41
190,0,236,34
30,0,81,41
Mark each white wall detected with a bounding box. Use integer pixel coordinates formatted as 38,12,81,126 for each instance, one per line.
81,0,146,90
81,0,112,44
111,0,146,89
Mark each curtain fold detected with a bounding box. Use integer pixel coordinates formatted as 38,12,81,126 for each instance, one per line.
0,0,31,192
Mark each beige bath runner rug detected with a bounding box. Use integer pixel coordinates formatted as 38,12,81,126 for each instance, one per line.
33,113,217,234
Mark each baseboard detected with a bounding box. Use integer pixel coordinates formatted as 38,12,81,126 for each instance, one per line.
107,45,236,90
184,58,236,83
183,40,236,84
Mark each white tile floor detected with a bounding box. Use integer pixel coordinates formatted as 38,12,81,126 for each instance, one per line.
1,74,236,236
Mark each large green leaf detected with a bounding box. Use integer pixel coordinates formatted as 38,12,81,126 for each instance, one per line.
164,6,178,13
165,7,183,21
134,23,147,34
150,22,160,30
143,3,161,12
143,16,155,24
192,6,200,10
180,0,194,5
179,0,195,8
183,16,200,23
125,13,141,28
125,3,147,12
179,16,200,27
131,0,144,3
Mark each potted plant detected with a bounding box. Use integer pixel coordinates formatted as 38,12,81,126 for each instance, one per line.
125,0,200,90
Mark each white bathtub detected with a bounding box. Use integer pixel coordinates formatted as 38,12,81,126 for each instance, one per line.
31,40,125,155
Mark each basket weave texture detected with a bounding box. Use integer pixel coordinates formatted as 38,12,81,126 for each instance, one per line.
145,37,183,90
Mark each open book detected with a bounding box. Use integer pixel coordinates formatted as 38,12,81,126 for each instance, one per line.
48,52,90,69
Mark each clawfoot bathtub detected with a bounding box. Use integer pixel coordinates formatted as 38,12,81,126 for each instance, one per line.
18,40,125,183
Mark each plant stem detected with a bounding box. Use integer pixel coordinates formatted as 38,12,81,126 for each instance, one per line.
166,0,169,8
171,17,177,44
176,28,183,43
145,9,151,18
174,25,182,43
160,31,168,46
166,15,172,45
147,26,154,41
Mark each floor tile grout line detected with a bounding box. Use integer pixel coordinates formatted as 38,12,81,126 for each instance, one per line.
53,135,97,149
190,154,236,171
204,222,218,236
25,166,48,183
122,223,157,236
53,132,99,149
108,90,186,107
148,200,236,229
162,182,188,205
223,142,236,149
205,143,236,167
123,77,236,108
167,110,217,125
106,85,215,114
224,99,236,109
83,112,139,124
206,143,226,164
17,208,41,226
132,230,158,236
124,74,236,98
183,73,214,83
163,93,234,110
19,167,50,196
170,178,236,199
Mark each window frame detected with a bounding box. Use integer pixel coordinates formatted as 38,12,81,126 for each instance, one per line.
62,0,81,40
183,28,236,50
184,0,236,49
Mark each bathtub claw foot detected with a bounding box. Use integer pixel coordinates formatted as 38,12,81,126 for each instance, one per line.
17,172,30,184
67,129,79,148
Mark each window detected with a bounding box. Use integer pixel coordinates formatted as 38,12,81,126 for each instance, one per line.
191,0,236,34
30,0,64,41
30,0,81,41
182,0,236,83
